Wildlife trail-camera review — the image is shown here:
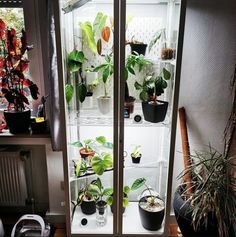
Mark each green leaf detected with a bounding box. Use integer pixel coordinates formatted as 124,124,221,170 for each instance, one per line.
103,142,113,149
123,186,130,195
93,12,107,36
148,31,161,52
80,22,97,53
95,177,102,190
125,68,129,81
77,83,87,103
91,156,105,175
134,81,142,90
163,68,171,80
67,50,84,73
93,64,107,72
75,161,80,177
71,141,83,147
128,66,135,75
102,66,110,84
123,197,129,207
131,178,146,191
96,136,106,144
103,188,113,196
106,196,113,205
103,153,113,168
65,84,74,104
88,184,100,196
140,90,149,101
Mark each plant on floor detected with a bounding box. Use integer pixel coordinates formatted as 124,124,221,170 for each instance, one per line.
0,19,39,133
135,67,171,123
106,177,146,212
174,146,236,237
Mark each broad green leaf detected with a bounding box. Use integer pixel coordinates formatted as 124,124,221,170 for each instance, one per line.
77,83,87,103
65,84,74,104
93,64,107,72
91,156,105,175
80,22,97,53
96,136,106,144
123,186,130,195
128,66,135,75
95,177,102,190
84,139,93,145
140,90,149,101
131,178,146,191
106,196,113,205
93,12,107,36
163,67,171,80
71,141,83,147
88,184,100,196
67,50,84,73
103,153,113,168
103,188,113,196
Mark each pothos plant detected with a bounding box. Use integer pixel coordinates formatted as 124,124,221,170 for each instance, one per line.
0,19,39,111
135,67,171,103
65,49,87,103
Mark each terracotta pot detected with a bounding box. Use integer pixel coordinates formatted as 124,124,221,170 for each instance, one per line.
79,148,95,159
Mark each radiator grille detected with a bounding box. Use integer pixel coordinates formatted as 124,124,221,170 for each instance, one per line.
0,151,28,206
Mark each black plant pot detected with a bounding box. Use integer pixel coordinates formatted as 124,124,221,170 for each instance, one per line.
110,204,126,214
130,43,147,55
173,190,235,237
139,196,165,231
81,199,96,215
142,100,168,123
4,110,31,134
131,155,141,164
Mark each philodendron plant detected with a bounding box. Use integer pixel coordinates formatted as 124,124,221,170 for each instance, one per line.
65,49,87,103
106,177,146,208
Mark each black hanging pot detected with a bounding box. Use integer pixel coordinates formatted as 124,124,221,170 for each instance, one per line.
138,189,165,231
81,198,96,215
142,100,168,123
173,188,235,237
130,43,147,55
131,155,141,164
4,110,31,134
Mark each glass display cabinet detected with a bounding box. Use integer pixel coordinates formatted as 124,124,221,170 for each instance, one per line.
54,0,186,236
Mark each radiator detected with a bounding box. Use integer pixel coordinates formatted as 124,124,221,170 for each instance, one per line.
0,150,28,206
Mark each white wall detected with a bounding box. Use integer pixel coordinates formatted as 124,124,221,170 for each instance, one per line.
172,0,236,201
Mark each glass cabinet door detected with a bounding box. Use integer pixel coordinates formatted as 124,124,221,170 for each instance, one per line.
59,0,117,235
56,0,185,236
122,0,181,235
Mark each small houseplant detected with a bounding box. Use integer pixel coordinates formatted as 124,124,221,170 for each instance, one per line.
72,138,95,160
131,145,142,164
91,53,113,114
106,177,146,213
139,184,165,231
71,181,96,217
135,67,171,123
173,146,236,237
127,36,147,55
0,19,39,133
125,53,152,115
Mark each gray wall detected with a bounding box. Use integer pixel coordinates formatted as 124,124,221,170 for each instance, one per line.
172,0,236,199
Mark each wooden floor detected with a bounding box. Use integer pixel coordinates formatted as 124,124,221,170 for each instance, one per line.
54,224,181,237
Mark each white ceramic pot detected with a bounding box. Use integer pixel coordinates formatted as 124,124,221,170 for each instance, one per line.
97,96,111,115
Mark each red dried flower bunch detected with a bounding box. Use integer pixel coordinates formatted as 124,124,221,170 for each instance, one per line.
0,19,39,112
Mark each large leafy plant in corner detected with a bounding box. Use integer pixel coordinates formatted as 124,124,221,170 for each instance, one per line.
0,19,39,111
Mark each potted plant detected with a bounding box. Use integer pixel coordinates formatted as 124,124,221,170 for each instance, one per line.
89,177,112,226
135,67,171,123
127,36,147,55
91,53,113,114
125,53,153,115
173,146,236,237
71,181,97,217
131,145,142,164
139,184,165,231
106,177,146,213
0,19,39,134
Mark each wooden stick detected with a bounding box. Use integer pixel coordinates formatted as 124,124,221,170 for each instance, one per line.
179,107,192,195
